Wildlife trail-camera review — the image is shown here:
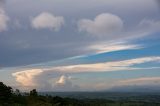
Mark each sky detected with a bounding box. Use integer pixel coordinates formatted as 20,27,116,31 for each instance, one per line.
0,0,160,92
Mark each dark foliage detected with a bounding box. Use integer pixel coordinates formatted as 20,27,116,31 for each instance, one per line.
30,89,38,97
0,82,13,105
0,82,160,106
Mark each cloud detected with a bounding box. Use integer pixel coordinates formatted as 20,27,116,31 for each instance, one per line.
0,0,159,68
78,13,123,36
31,12,64,31
12,70,79,91
55,75,71,85
13,56,160,77
50,56,160,73
1,13,159,68
53,75,79,91
87,42,142,54
86,77,160,91
12,69,43,87
68,41,142,59
138,19,160,33
108,77,160,91
0,1,9,32
73,76,160,91
12,56,160,90
119,77,160,86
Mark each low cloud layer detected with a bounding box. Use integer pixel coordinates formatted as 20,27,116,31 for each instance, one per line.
119,77,160,86
78,13,123,36
12,56,160,90
31,12,64,31
108,77,160,92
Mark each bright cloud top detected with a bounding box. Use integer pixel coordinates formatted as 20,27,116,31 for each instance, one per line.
31,12,64,31
12,69,43,87
53,75,79,91
55,75,71,85
78,13,123,36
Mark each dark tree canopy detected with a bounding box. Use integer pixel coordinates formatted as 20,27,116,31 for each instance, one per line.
0,82,12,102
30,89,38,97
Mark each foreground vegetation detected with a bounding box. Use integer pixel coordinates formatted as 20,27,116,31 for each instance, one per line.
0,82,160,106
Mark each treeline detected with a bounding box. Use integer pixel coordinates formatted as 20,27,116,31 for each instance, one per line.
0,82,160,106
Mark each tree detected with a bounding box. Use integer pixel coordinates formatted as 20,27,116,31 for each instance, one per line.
0,82,13,103
14,89,21,96
30,89,38,97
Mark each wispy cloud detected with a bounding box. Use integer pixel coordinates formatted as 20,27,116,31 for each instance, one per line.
51,56,160,73
69,41,143,60
87,42,142,54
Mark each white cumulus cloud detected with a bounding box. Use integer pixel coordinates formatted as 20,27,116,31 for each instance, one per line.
53,75,79,91
31,12,64,31
78,13,123,36
12,69,43,87
55,75,72,87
